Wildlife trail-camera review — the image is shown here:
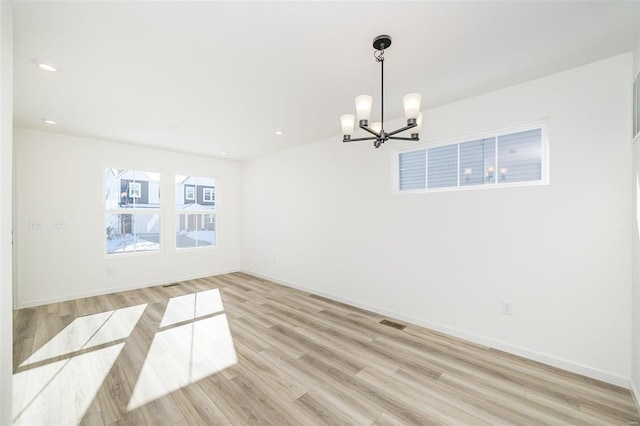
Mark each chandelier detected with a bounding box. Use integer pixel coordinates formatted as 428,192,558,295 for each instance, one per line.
340,35,423,149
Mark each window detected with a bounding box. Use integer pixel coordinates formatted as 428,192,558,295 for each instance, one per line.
396,121,547,192
185,185,195,201
460,138,495,186
427,144,457,188
175,175,216,248
203,188,215,202
105,169,161,255
129,182,142,198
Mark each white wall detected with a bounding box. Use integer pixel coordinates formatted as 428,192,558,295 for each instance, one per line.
632,119,640,405
14,129,242,307
241,53,633,385
631,5,640,406
0,2,12,424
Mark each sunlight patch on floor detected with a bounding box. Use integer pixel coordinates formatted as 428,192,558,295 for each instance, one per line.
13,343,125,425
128,312,237,410
13,304,147,425
21,304,147,366
160,288,224,327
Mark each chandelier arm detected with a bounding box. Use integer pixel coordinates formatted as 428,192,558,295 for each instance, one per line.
359,124,381,137
343,136,378,142
385,122,417,137
389,136,420,141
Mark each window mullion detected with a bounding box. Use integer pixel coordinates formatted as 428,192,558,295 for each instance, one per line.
494,136,498,184
456,143,460,188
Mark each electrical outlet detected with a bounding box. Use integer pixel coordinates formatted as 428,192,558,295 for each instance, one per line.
106,267,113,276
28,220,42,230
502,301,513,316
52,220,68,229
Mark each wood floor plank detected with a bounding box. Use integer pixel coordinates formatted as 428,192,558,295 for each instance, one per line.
270,323,365,375
234,340,308,402
389,366,519,425
31,303,58,356
258,347,383,425
293,391,362,426
293,325,400,376
372,412,409,426
298,351,443,425
357,367,491,426
523,389,612,426
12,272,640,425
195,371,275,425
12,337,33,370
437,371,576,425
446,343,628,413
170,381,231,426
373,336,529,400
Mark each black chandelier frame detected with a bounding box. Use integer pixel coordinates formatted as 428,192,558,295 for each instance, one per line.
343,35,419,149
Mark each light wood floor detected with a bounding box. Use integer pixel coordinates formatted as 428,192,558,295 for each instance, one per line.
13,272,640,425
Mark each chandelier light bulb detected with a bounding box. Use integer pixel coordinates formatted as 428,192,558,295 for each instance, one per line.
340,114,355,136
355,95,373,122
403,93,422,121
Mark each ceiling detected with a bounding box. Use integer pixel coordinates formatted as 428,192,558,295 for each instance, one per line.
12,1,640,161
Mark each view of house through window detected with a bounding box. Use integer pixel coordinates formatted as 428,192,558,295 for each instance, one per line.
175,175,216,248
105,169,161,255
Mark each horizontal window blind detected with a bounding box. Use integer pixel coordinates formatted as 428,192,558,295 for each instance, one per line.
459,138,495,186
427,145,457,188
397,123,545,192
399,149,426,191
497,129,542,184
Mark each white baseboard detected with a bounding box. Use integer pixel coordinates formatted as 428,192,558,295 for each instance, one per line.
242,269,631,389
16,268,240,309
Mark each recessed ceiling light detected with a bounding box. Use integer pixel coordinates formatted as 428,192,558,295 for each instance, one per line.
275,131,283,136
33,60,57,72
219,151,229,156
41,118,57,125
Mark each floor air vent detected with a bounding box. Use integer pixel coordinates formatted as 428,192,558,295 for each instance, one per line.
163,283,180,288
379,319,406,330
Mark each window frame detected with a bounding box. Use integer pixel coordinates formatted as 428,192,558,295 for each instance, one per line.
104,168,162,257
392,120,549,194
175,175,217,250
185,185,195,201
203,187,215,203
128,182,142,199
634,71,640,143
